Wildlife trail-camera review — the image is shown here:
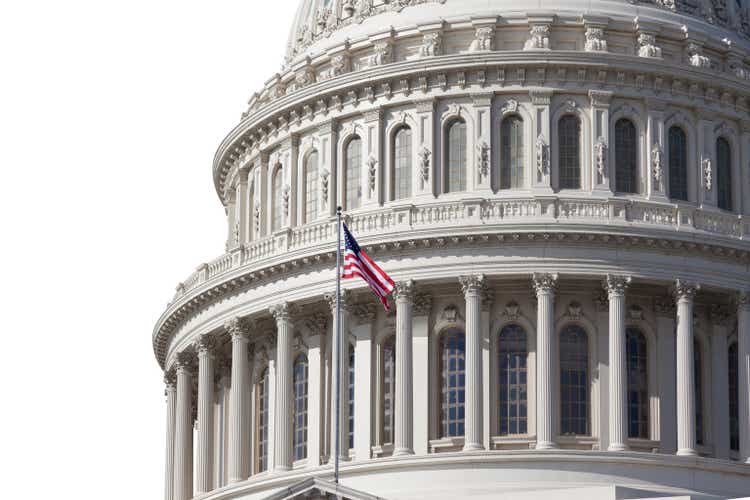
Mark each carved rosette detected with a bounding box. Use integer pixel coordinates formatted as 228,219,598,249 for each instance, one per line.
413,292,433,316
393,280,416,304
737,291,750,312
654,296,676,317
460,274,486,296
604,274,631,297
224,317,251,341
532,273,558,295
673,280,701,301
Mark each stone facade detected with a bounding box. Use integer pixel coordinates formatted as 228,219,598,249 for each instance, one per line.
155,1,750,499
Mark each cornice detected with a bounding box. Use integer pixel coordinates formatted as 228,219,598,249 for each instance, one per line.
152,213,750,368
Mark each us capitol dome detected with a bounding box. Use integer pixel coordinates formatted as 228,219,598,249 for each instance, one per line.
154,1,750,499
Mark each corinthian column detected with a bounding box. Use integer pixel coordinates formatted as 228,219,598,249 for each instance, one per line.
393,280,415,456
270,302,296,471
226,318,250,483
326,290,351,462
605,274,631,452
164,372,176,500
533,273,558,450
737,291,750,463
460,274,486,451
195,335,215,494
174,353,194,500
674,280,700,456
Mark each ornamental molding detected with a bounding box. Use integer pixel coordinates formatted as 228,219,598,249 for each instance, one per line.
702,157,713,191
524,24,551,51
352,302,377,324
441,304,461,323
502,301,522,321
414,292,433,316
418,146,431,189
269,302,298,322
153,224,750,368
604,274,632,296
673,279,701,300
393,280,416,303
305,312,328,337
500,99,518,116
565,301,584,320
419,32,442,58
584,27,607,52
218,54,750,202
594,138,607,179
532,273,559,294
651,143,664,191
469,27,494,52
654,296,676,317
476,141,490,180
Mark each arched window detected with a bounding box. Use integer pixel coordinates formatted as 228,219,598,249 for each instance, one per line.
560,325,589,435
272,165,283,231
256,368,270,472
345,137,362,210
293,354,308,461
615,118,637,194
304,151,319,223
729,342,739,452
440,327,466,438
382,336,396,445
668,126,688,201
498,324,528,435
627,328,649,439
717,137,733,211
393,127,412,200
559,115,581,189
348,344,355,449
500,116,524,189
694,338,704,445
445,120,467,193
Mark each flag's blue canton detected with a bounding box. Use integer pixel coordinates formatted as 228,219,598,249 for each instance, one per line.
344,225,361,254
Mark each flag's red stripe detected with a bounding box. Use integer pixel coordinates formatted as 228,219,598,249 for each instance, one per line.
342,262,389,297
343,254,389,296
343,269,389,300
358,251,395,290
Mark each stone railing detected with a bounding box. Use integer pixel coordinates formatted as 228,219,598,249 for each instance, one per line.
172,197,747,301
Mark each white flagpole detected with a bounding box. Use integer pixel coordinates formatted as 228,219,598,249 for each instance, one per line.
334,206,342,484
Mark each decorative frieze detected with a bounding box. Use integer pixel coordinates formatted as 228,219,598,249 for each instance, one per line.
469,27,494,52
524,24,551,51
419,32,441,58
585,27,607,52
637,33,662,58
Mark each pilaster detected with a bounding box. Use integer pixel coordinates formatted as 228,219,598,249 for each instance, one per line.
414,99,436,199
412,292,432,455
529,88,553,193
236,168,251,245
655,297,677,454
352,303,375,461
737,291,750,463
697,118,716,209
363,110,383,208
325,290,352,462
471,94,493,194
305,313,327,466
709,306,731,459
646,101,668,200
589,90,613,195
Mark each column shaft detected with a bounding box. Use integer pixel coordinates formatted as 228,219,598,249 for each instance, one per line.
606,275,630,451
271,303,295,470
164,375,177,500
196,338,215,494
394,281,415,456
174,359,194,500
675,281,699,456
710,322,730,459
327,292,350,462
226,319,250,483
533,273,557,450
461,275,485,451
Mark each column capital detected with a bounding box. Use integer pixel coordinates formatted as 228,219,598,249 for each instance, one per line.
532,273,558,295
225,317,252,341
460,274,486,295
737,291,750,311
196,334,216,356
269,302,298,323
175,351,195,374
393,280,416,303
709,304,732,326
164,370,177,389
604,274,631,297
325,289,352,313
673,280,700,301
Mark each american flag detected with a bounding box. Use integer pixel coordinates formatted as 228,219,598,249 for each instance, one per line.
341,223,395,310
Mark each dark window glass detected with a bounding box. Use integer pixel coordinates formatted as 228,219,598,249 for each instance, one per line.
668,126,688,201
498,324,528,435
559,115,581,189
272,166,283,231
615,119,637,193
501,116,524,189
446,120,467,193
694,338,704,445
293,354,308,460
441,328,466,438
346,137,362,210
382,336,396,445
560,325,589,435
729,342,739,452
627,328,649,439
304,152,319,223
717,137,733,211
257,368,270,472
394,127,412,200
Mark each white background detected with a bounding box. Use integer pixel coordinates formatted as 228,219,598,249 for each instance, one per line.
0,1,298,497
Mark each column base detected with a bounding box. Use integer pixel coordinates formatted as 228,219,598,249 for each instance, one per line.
676,448,698,457
462,442,485,452
393,447,415,457
608,443,629,452
535,441,558,450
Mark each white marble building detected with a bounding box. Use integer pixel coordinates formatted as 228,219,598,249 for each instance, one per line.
153,1,750,499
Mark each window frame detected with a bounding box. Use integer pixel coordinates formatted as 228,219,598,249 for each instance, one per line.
344,136,362,211
558,323,590,436
303,150,319,224
614,118,638,194
557,114,582,190
444,119,468,194
500,115,525,190
392,126,413,201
